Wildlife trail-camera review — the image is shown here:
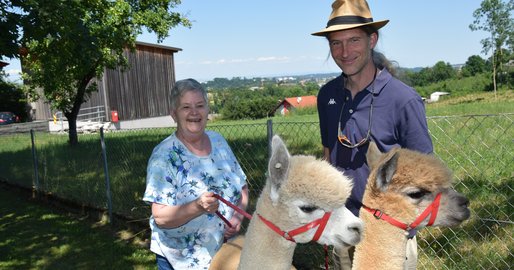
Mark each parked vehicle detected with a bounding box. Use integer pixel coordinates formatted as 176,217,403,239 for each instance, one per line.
0,112,20,125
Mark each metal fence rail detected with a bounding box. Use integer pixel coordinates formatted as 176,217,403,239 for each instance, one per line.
0,114,512,269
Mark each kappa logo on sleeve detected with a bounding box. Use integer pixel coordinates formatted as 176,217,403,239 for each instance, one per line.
328,98,336,105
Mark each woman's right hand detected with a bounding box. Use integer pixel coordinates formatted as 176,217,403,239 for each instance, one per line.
196,191,219,214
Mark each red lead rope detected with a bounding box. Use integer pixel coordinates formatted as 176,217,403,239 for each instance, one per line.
212,193,252,228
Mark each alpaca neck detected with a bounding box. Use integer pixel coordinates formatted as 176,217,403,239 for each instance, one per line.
238,190,296,270
352,208,409,269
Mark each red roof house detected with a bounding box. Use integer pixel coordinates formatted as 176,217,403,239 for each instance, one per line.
274,95,317,116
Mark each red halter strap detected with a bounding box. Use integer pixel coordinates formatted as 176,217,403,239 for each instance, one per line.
213,193,331,270
363,193,442,233
257,212,332,243
213,193,333,242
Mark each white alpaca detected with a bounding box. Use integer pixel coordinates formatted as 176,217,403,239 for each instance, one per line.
335,142,471,270
210,135,363,270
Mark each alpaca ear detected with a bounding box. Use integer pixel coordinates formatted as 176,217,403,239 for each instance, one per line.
375,151,399,191
366,141,383,170
268,135,291,203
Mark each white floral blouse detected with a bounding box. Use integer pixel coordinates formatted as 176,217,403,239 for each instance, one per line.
143,130,247,269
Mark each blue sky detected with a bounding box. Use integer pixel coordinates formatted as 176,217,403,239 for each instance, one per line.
3,0,490,83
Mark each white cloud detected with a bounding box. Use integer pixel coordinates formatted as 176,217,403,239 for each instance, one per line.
257,56,289,62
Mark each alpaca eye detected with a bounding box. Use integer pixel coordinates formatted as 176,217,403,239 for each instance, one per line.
407,190,428,199
299,205,318,213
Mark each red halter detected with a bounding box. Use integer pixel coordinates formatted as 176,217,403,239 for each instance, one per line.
212,194,332,243
213,193,332,270
257,212,332,243
362,193,442,233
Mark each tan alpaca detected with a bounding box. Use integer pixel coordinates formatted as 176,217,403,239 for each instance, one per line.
210,135,363,270
340,142,470,270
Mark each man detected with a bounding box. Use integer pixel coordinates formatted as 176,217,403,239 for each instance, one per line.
312,0,433,269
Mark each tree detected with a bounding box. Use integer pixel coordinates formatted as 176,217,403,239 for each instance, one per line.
431,61,457,82
462,55,488,77
0,1,23,59
7,0,190,145
470,0,514,97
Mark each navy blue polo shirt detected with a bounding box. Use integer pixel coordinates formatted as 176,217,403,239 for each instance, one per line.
317,69,433,216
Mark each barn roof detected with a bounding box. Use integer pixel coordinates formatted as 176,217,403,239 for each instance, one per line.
135,41,182,52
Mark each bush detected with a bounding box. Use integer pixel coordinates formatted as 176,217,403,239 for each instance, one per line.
415,73,491,98
221,96,277,120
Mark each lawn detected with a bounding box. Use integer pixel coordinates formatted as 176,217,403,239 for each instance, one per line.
0,183,156,270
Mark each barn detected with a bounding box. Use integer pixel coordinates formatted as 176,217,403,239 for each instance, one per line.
29,41,182,129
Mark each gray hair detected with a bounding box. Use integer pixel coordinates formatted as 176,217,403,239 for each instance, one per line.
360,26,399,77
372,50,398,77
170,78,209,112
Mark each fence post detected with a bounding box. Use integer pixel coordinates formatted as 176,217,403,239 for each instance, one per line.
100,127,113,224
267,119,273,159
30,129,40,198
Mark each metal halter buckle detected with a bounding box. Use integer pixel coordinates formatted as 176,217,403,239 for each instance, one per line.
373,209,383,219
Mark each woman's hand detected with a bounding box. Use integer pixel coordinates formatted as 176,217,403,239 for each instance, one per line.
224,214,243,239
196,191,219,214
224,186,248,238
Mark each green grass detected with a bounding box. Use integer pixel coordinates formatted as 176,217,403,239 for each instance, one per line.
425,90,514,116
0,183,156,270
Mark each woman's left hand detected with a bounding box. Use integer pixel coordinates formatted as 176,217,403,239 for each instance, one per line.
223,214,243,239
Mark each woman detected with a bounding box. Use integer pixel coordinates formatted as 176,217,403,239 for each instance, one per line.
143,78,248,270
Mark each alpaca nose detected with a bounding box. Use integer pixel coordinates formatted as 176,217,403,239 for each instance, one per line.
455,193,469,208
460,196,469,208
348,220,364,237
452,192,471,221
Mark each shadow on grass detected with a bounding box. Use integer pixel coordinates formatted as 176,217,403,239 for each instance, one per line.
0,183,156,270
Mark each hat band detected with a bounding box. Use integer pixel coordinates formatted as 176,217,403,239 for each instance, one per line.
327,15,373,27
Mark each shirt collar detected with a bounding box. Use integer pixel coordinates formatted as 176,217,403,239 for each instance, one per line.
369,68,391,96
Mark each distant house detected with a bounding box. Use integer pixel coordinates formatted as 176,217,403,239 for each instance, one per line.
427,91,450,103
28,41,182,124
274,95,317,116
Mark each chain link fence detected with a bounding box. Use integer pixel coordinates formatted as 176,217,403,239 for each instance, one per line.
0,114,512,269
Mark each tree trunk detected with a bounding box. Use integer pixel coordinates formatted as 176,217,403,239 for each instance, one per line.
65,69,95,146
492,45,498,100
493,65,497,99
65,111,79,146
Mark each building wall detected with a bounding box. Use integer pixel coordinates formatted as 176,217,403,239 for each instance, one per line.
29,42,180,122
103,43,179,121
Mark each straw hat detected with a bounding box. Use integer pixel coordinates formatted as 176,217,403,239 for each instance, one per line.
312,0,389,36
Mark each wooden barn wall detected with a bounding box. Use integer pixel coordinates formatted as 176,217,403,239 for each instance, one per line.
29,80,106,121
30,97,52,120
28,43,178,122
104,44,176,121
